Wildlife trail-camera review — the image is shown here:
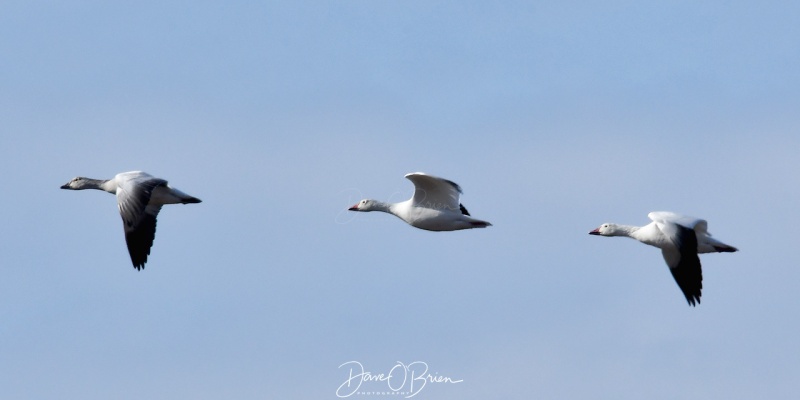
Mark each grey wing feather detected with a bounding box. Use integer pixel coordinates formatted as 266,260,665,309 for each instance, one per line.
117,177,167,229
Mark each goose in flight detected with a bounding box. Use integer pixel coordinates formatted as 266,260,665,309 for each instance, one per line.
61,171,201,270
348,172,492,231
589,211,737,306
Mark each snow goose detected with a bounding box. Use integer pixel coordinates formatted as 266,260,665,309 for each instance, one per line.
348,172,492,231
589,211,737,306
61,171,201,270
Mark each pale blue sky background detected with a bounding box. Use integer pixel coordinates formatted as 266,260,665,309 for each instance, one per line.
1,1,799,399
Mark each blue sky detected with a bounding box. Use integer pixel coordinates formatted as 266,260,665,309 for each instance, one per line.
1,1,799,399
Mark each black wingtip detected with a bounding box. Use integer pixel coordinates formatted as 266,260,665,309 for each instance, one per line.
714,245,737,253
442,179,463,194
125,214,157,271
459,203,471,216
668,225,703,307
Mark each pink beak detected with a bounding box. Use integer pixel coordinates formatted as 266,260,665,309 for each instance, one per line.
588,228,601,235
348,203,360,211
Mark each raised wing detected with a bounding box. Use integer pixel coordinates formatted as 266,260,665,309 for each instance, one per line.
649,211,707,233
405,172,462,211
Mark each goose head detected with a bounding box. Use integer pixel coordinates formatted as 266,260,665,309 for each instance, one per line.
60,177,93,190
348,199,379,212
589,223,622,236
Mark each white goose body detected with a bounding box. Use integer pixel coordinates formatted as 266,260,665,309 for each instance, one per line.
348,172,491,231
590,211,737,306
61,171,201,270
